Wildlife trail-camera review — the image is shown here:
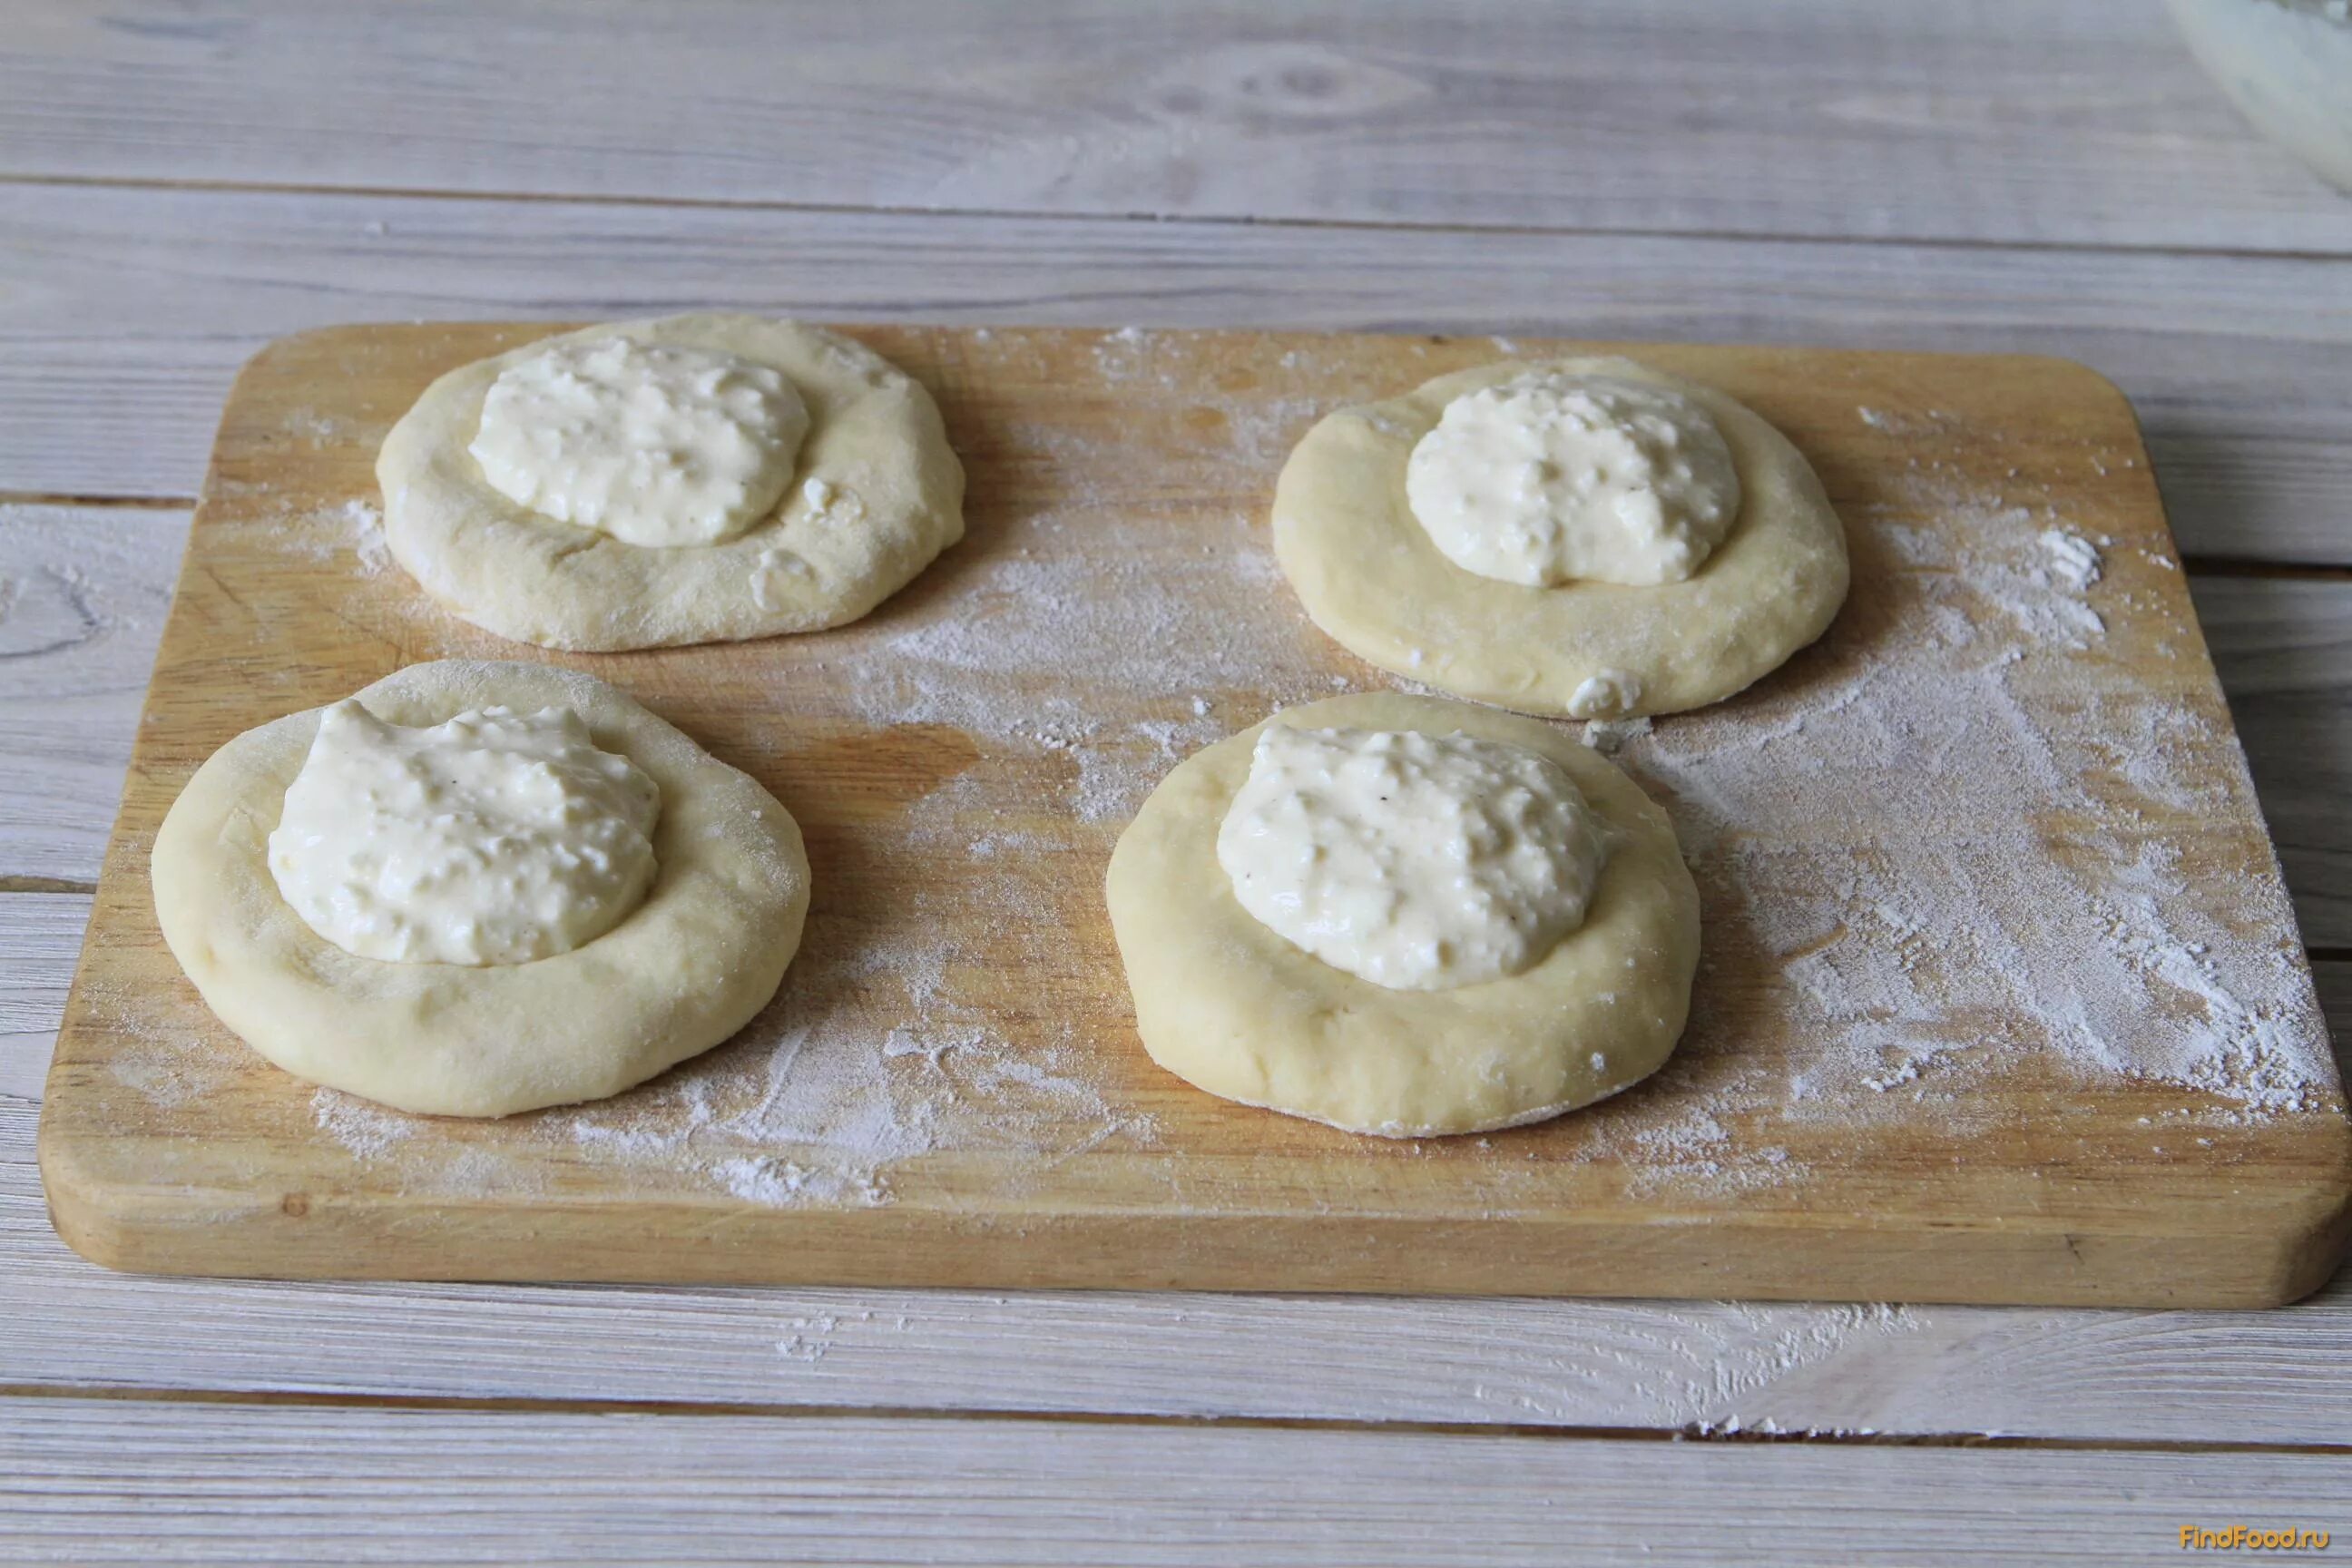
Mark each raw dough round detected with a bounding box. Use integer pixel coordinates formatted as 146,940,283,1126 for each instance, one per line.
378,314,965,651
152,659,811,1117
1105,691,1700,1137
1272,356,1848,719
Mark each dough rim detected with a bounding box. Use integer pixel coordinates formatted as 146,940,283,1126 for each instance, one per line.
1271,357,1849,718
1104,692,1701,1138
377,314,965,652
152,659,812,1117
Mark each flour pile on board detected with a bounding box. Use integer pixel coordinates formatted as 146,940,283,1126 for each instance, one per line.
2037,528,2102,592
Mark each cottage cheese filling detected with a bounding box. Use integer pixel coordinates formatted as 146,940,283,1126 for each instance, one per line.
470,336,808,547
1216,726,1613,991
1406,371,1740,586
269,701,662,965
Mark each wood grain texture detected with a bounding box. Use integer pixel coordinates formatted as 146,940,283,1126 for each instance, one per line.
6,1396,2351,1568
0,896,87,1101
4,184,2351,565
36,322,2347,1306
0,507,187,887
2193,576,2352,955
3,0,2343,255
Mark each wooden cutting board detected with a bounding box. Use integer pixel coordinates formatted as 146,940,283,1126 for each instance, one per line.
37,324,2351,1307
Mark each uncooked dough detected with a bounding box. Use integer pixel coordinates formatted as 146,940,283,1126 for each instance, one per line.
1273,356,1848,719
378,314,965,651
1106,692,1700,1137
153,659,811,1117
1216,724,1615,992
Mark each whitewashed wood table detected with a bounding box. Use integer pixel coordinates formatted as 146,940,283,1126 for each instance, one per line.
4,4,2350,1562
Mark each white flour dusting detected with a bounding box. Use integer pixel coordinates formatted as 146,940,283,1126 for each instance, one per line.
343,499,389,574
1585,456,2334,1182
718,1154,887,1209
1482,1299,1927,1430
311,1087,417,1158
837,503,1347,829
2038,528,2102,592
544,930,1161,1206
261,494,390,577
543,624,1185,1208
775,1309,875,1363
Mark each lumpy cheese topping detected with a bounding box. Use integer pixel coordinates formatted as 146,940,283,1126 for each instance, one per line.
1216,725,1613,991
470,336,808,547
269,701,662,966
1406,370,1740,587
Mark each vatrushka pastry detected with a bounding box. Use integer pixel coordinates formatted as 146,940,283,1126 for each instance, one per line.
153,660,809,1117
377,314,965,651
1270,356,1848,719
1107,692,1700,1137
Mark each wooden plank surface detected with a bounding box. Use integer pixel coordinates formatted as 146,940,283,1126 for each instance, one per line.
7,1396,2351,1568
3,0,2343,256
2189,576,2352,954
37,321,2347,1305
0,506,188,888
0,897,86,1099
4,185,2351,568
0,950,2334,1445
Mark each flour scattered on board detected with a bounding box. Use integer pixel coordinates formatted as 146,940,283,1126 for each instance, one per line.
716,1154,887,1209
1577,446,2335,1193
506,336,1365,1204
263,494,390,576
543,529,1238,1208
547,905,1163,1207
312,1088,417,1158
2037,528,2102,592
346,499,390,573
